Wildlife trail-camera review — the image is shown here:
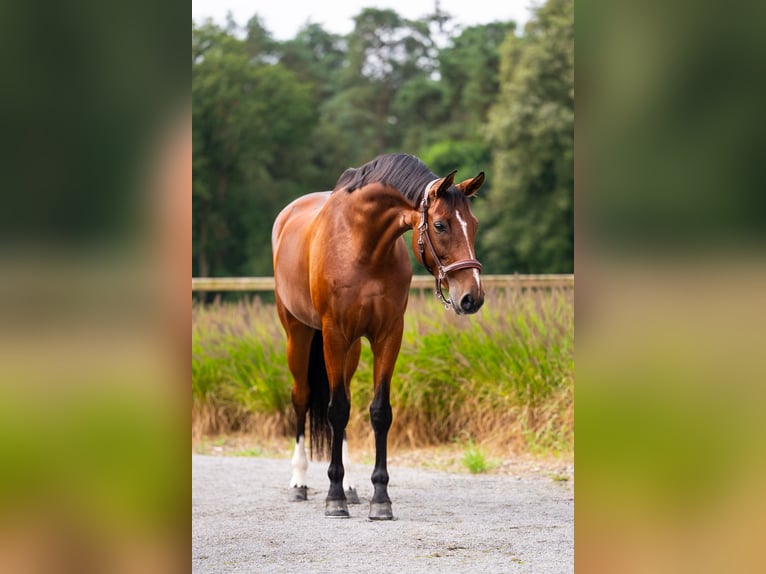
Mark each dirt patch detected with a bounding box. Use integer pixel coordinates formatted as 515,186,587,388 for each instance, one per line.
192,453,574,573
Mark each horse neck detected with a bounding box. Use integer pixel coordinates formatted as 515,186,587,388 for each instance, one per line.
350,186,414,264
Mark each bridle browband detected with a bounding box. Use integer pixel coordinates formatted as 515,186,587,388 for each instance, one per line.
416,180,483,309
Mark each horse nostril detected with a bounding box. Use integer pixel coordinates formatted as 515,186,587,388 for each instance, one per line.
460,294,474,312
459,293,484,313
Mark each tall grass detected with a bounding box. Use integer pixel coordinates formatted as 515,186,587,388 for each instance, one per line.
192,298,292,438
192,288,573,454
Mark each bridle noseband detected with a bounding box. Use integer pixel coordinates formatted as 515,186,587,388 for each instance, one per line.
417,183,482,309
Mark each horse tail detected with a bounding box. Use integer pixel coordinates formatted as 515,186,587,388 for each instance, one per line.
308,330,331,460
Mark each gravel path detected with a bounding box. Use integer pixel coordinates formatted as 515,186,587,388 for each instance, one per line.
192,454,573,573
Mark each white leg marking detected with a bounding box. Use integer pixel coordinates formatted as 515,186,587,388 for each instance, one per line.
342,438,354,491
290,435,308,488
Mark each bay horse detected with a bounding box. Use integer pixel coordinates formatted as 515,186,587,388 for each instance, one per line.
271,153,485,520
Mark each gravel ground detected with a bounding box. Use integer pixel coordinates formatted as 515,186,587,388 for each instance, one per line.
192,454,573,573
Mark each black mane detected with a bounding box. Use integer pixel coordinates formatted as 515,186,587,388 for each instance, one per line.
334,153,451,205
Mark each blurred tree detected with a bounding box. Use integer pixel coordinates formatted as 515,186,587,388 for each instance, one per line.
339,8,436,160
439,22,516,131
192,1,574,279
243,15,279,62
278,23,346,100
192,21,315,278
480,0,574,273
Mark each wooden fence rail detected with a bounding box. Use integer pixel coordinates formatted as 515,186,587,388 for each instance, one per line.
192,274,574,292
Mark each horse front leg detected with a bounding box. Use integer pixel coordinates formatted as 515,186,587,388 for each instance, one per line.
322,328,352,518
368,324,403,520
369,379,393,520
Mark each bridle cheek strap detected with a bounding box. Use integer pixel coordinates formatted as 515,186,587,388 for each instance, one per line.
417,191,482,309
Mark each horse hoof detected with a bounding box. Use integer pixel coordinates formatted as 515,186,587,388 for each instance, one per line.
368,501,393,520
345,487,360,505
288,486,308,502
325,499,350,518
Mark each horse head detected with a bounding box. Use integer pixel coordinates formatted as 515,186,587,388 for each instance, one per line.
413,171,485,314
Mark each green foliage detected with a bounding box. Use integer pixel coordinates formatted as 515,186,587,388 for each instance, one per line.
192,21,319,278
438,22,516,129
192,0,574,280
278,24,346,100
481,0,574,273
192,299,292,417
462,441,491,474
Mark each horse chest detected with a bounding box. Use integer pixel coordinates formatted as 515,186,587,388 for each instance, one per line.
317,282,407,339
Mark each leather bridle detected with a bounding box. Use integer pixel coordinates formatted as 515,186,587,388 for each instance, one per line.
417,182,482,309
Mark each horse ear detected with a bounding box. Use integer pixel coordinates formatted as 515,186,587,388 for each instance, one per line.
430,169,458,200
457,172,485,197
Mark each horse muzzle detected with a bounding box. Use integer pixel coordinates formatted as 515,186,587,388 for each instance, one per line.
448,286,484,315
445,268,484,315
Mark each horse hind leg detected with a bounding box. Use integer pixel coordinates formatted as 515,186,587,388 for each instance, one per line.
342,433,360,504
277,301,315,502
342,340,361,505
289,434,309,502
288,370,311,502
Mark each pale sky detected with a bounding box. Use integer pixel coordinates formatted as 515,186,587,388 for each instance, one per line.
192,0,537,40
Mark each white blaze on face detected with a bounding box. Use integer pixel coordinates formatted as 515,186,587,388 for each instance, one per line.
290,435,308,488
455,210,481,289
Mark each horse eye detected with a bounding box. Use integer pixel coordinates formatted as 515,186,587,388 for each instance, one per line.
434,221,447,233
